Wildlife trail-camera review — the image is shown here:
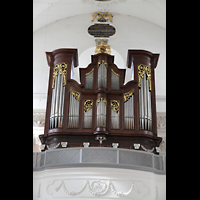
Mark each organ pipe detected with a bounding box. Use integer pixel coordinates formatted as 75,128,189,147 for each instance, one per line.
124,89,134,129
68,87,80,128
138,64,152,131
83,100,93,128
85,68,94,89
96,98,107,127
111,69,119,90
111,100,119,129
98,60,107,88
49,62,67,129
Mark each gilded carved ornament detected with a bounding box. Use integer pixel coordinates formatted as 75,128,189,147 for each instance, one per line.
124,88,134,102
69,87,80,101
96,97,107,107
111,100,119,115
111,68,119,76
85,68,94,76
52,62,67,88
84,100,93,113
95,39,111,55
138,64,151,91
91,12,113,23
97,60,108,68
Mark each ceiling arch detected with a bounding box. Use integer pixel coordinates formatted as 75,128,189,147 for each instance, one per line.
33,0,166,32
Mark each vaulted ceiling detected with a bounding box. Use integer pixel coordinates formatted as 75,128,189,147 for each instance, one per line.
33,0,166,32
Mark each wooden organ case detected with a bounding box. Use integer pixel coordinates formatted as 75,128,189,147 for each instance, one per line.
39,48,162,153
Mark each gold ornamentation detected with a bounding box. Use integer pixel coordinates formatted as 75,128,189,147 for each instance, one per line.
96,98,107,106
111,100,119,115
69,87,80,101
60,63,68,86
52,65,59,88
91,12,113,22
124,88,134,102
111,68,119,76
95,39,111,55
97,60,108,68
84,100,93,113
85,68,94,76
138,64,151,91
52,62,67,88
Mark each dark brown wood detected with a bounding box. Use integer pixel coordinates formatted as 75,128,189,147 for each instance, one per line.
39,49,162,154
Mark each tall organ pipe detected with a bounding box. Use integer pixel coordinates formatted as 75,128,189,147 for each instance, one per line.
143,72,147,130
68,92,80,128
50,75,57,129
49,66,66,129
141,77,144,129
124,94,134,129
58,73,63,127
139,69,152,131
54,69,61,128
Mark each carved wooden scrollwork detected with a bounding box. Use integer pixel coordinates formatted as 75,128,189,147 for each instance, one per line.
124,88,134,102
69,87,80,101
96,97,107,106
52,62,67,88
111,100,119,114
84,99,93,113
138,64,151,91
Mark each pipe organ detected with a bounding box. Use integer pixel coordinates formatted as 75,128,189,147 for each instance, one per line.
39,48,162,154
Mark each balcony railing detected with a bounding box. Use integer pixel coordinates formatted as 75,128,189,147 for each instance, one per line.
33,147,166,174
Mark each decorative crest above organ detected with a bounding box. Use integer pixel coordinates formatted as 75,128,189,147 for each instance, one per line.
39,48,162,154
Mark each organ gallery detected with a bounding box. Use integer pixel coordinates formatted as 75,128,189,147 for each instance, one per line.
39,48,162,153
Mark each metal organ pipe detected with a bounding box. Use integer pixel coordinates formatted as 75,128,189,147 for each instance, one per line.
143,72,148,130
85,69,94,89
98,63,107,88
147,79,152,131
124,90,134,129
49,62,67,129
138,65,152,131
140,76,144,129
68,88,80,128
97,99,106,127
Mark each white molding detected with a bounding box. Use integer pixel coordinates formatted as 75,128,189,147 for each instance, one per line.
33,167,166,200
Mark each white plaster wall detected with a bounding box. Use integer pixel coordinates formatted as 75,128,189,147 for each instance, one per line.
33,167,166,200
33,13,166,111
